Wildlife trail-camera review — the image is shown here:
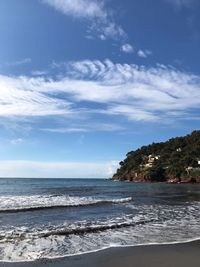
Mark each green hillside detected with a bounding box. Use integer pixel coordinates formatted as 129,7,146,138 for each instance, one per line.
113,130,200,183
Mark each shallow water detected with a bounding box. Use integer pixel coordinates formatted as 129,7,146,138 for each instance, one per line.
0,178,200,262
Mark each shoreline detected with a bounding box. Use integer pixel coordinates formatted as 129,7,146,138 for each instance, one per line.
1,240,200,267
112,178,200,184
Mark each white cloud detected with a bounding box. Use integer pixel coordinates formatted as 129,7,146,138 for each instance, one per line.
66,59,200,121
137,49,152,58
0,160,118,178
2,58,31,67
42,0,126,42
42,0,106,19
10,138,24,145
107,105,158,122
0,75,73,117
31,70,48,76
121,43,134,53
42,127,88,133
98,23,126,40
1,59,200,125
42,123,124,133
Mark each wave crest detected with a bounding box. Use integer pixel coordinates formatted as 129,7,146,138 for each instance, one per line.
0,195,132,212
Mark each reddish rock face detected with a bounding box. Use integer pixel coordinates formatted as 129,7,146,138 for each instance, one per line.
113,173,200,183
195,176,200,183
113,173,152,182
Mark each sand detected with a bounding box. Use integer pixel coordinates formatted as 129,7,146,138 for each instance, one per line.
0,241,199,267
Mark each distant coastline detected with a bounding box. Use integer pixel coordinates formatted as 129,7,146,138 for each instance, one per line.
113,130,200,183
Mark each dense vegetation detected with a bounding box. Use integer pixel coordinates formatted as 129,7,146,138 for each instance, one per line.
113,130,200,183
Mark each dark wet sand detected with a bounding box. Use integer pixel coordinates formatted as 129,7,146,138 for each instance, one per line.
1,241,199,267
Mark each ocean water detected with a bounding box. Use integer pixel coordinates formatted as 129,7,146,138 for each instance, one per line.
0,178,200,262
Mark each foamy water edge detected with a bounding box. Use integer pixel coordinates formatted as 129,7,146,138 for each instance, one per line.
1,237,200,263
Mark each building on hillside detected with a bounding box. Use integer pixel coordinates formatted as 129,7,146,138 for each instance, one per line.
142,154,160,168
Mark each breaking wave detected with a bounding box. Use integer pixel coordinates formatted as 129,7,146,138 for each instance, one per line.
0,195,132,212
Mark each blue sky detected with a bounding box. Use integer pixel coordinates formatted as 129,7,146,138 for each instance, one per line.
0,0,200,178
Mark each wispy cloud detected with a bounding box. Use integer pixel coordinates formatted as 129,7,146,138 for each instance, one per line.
121,43,134,53
10,138,24,145
42,0,106,19
42,123,124,133
1,59,200,127
106,105,158,122
137,49,152,58
0,58,31,68
0,160,119,178
31,70,48,76
7,58,31,66
42,1,153,54
42,127,88,133
0,75,73,117
42,0,126,41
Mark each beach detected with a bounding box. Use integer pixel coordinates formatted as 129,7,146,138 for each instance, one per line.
0,179,200,262
1,241,199,267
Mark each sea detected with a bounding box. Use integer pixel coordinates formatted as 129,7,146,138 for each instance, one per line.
0,178,200,262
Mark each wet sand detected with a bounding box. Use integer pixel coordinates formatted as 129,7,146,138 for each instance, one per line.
1,241,199,267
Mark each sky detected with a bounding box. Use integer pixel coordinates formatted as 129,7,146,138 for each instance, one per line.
0,0,200,178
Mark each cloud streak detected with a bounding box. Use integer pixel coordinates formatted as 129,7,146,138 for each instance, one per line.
42,123,124,133
0,75,72,117
0,58,31,69
0,59,200,128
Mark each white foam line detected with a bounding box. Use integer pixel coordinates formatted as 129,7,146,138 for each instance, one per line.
1,237,200,263
0,196,132,212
